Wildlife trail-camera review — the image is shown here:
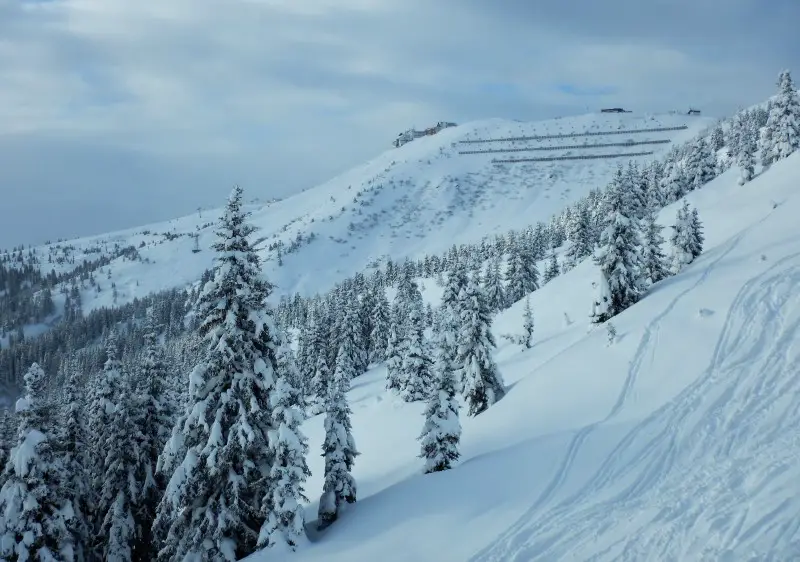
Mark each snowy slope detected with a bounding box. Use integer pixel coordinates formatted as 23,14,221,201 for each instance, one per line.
14,112,710,315
248,154,800,561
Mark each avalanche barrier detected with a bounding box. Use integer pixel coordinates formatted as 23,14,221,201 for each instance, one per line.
460,124,688,144
492,151,655,164
459,139,671,155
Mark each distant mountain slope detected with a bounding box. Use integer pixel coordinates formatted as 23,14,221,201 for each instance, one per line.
246,153,800,562
11,112,711,317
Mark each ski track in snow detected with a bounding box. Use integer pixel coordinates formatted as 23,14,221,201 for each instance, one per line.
470,215,800,561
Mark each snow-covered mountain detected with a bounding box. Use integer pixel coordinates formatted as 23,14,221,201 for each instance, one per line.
18,111,710,317
248,152,800,562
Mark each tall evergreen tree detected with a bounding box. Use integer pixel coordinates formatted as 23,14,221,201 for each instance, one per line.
153,186,282,561
522,296,534,349
641,209,670,287
258,376,310,551
59,359,90,561
669,200,702,273
762,70,800,165
592,179,645,323
368,287,390,364
543,248,560,284
737,125,757,185
564,204,594,268
456,277,506,416
318,346,358,528
685,137,716,191
129,310,172,561
505,241,539,305
0,363,75,561
419,319,461,473
483,255,506,312
399,294,434,402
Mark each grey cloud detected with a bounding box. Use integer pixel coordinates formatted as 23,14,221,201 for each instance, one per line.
0,0,796,247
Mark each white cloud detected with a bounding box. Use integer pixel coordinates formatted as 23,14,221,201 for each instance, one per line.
0,0,795,246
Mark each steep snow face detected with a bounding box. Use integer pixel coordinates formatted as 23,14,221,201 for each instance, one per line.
247,154,800,561
18,112,710,315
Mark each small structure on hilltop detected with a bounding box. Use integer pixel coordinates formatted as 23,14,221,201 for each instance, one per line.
394,121,458,148
688,108,702,115
601,107,631,113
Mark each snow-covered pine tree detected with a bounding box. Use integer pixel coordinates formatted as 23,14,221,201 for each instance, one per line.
0,363,75,562
505,240,539,305
670,200,697,273
564,203,593,268
456,276,506,416
689,207,705,259
258,376,310,551
686,137,716,191
86,330,126,543
483,255,506,312
384,311,404,393
762,70,800,166
543,247,560,284
710,124,725,151
522,296,534,349
129,309,172,561
659,160,688,204
737,124,757,185
418,320,461,473
592,177,645,323
99,381,139,562
399,291,434,402
641,208,670,287
318,346,358,528
152,185,281,561
310,352,331,416
368,286,390,364
59,359,90,561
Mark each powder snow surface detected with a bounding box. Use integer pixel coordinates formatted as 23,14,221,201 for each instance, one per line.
246,154,800,561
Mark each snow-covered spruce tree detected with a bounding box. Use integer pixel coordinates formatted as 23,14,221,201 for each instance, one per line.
399,291,434,402
384,313,404,393
591,178,645,323
505,240,539,305
659,160,688,204
99,382,139,562
59,359,90,560
543,248,560,284
258,376,310,551
87,330,126,542
483,255,506,313
710,124,725,152
737,125,758,185
310,352,331,416
153,185,284,561
334,291,368,384
0,409,12,490
522,296,534,349
418,322,461,474
129,310,172,561
669,200,700,273
689,207,705,259
686,137,716,191
318,346,359,528
641,209,670,288
456,276,506,416
761,70,800,166
564,203,594,269
368,286,390,364
0,363,75,561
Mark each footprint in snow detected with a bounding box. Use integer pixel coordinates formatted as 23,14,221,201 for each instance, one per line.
698,308,715,318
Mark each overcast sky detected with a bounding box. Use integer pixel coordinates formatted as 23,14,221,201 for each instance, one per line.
0,0,797,247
